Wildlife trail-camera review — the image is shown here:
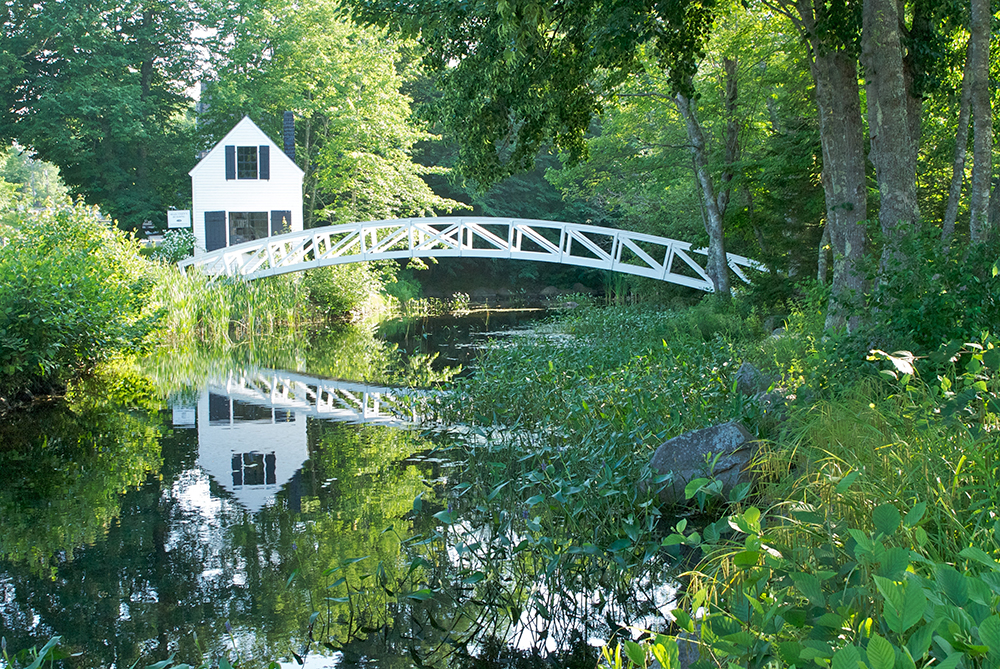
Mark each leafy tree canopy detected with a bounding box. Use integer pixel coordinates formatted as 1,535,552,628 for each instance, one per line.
349,0,716,185
0,0,201,230
199,0,465,225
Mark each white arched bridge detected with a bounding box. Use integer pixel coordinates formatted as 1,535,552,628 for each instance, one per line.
179,217,762,292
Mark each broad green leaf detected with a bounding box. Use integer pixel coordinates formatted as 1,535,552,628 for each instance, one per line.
432,510,456,524
609,538,632,552
790,572,825,606
935,565,969,606
733,550,760,569
867,635,895,669
461,571,486,585
979,615,1000,653
831,644,862,669
623,640,645,667
900,580,927,633
651,636,680,669
877,547,910,579
684,477,711,500
835,470,860,493
903,502,926,527
873,503,901,536
960,546,1000,571
403,588,433,601
525,494,545,506
672,609,695,634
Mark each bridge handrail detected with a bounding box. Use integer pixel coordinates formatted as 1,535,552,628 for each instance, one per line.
180,217,765,292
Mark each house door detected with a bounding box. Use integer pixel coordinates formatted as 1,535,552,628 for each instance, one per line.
205,211,226,251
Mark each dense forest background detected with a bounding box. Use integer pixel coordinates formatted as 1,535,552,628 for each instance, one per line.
2,0,999,321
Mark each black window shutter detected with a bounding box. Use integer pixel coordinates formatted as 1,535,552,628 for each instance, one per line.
258,145,270,180
205,210,227,251
271,210,291,236
225,145,236,180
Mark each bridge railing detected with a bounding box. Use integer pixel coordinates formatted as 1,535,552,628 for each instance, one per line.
180,217,764,292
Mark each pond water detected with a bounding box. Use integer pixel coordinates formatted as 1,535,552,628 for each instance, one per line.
0,311,677,669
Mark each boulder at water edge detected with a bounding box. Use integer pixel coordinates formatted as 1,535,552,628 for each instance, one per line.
650,422,756,505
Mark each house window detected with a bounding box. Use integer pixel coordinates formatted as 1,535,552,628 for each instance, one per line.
229,212,268,245
237,146,258,179
225,144,270,180
231,451,276,488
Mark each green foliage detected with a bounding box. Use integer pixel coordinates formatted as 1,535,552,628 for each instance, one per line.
0,0,199,230
861,229,1000,352
0,202,157,397
351,0,715,185
0,144,69,207
201,0,465,225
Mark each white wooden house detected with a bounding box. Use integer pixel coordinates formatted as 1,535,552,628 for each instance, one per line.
189,115,304,255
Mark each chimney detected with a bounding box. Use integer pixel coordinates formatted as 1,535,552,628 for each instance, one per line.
282,111,295,163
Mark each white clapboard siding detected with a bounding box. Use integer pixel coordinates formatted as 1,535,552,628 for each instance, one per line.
189,116,305,256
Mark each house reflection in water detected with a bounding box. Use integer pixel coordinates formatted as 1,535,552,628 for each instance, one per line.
179,391,309,513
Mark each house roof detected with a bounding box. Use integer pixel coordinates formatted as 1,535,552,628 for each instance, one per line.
188,115,305,178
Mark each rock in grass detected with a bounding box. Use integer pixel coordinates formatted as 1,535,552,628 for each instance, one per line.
735,361,770,396
650,422,756,506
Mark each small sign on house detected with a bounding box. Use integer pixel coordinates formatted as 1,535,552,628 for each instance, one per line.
167,210,191,229
189,115,304,256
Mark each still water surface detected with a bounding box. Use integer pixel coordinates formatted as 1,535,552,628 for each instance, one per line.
0,311,675,668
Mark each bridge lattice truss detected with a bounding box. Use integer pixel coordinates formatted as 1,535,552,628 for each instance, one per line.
180,217,763,291
205,368,422,427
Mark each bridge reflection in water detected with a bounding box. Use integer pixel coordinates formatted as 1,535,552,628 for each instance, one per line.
171,368,422,512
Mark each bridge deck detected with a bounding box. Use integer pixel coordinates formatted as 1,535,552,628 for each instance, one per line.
180,217,763,292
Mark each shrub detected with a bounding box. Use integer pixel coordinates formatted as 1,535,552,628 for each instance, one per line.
0,202,156,397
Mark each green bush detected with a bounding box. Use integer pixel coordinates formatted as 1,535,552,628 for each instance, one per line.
0,202,156,397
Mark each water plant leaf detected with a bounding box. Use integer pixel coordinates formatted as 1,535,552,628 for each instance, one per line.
525,494,545,506
145,656,175,669
866,634,895,669
873,503,901,536
219,658,235,669
432,510,457,524
342,556,370,566
403,589,434,601
608,538,632,552
462,571,486,585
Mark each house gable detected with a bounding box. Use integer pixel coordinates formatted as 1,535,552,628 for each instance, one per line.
189,116,304,180
189,116,305,256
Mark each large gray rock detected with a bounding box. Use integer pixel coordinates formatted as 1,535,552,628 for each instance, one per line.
735,362,770,396
650,422,756,505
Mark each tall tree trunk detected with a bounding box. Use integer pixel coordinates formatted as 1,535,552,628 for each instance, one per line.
810,47,869,329
943,39,974,245
780,0,869,329
862,0,920,268
817,223,831,283
968,0,993,242
675,92,732,298
716,57,740,218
